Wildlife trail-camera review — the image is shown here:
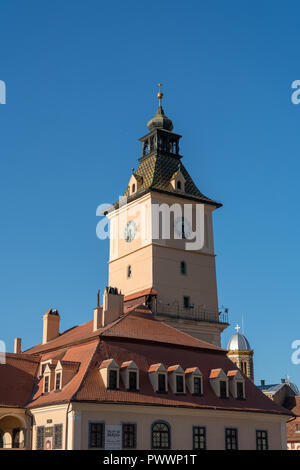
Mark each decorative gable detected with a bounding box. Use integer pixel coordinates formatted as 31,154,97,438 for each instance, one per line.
167,364,185,394
120,360,139,391
227,370,246,399
99,358,120,390
148,363,168,393
209,368,229,398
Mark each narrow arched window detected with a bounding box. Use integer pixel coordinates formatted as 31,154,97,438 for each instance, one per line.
180,261,186,275
127,265,132,279
151,421,170,449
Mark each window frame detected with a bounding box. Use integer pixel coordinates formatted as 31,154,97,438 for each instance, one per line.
256,430,268,450
88,421,105,449
128,370,138,391
193,376,203,395
55,371,62,391
176,374,184,394
236,381,244,399
220,380,228,398
157,373,167,393
193,426,206,450
36,425,45,450
44,374,50,394
225,427,238,450
122,423,137,449
108,369,118,390
53,423,63,450
151,421,171,450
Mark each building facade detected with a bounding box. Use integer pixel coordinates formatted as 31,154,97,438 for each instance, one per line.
0,90,293,450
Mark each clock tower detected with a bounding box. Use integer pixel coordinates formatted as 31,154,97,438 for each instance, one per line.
106,86,228,346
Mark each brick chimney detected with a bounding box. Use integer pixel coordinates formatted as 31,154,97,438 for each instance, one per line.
94,287,124,330
14,338,22,354
43,309,60,344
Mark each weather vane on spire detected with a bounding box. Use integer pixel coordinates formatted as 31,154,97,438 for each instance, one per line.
157,83,163,106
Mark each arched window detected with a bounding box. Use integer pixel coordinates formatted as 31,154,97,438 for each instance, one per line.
180,261,186,275
127,265,132,279
151,421,170,449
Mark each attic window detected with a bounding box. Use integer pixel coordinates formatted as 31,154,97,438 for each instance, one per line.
194,377,202,395
220,380,227,398
55,372,62,391
177,181,182,190
236,381,244,399
108,370,118,389
44,375,49,393
176,375,184,393
129,371,137,390
120,361,139,391
158,374,166,393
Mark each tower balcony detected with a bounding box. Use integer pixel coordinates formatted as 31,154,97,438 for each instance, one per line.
152,302,229,326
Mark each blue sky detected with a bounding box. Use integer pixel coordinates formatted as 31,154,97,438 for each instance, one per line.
0,0,300,386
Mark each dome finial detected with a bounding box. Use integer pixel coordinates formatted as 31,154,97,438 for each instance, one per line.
157,83,163,106
235,324,240,332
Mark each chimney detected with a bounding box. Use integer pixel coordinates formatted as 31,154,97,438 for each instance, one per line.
101,287,124,328
14,338,22,354
261,379,265,387
43,309,60,344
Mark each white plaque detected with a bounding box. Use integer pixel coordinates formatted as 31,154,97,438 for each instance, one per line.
105,425,122,450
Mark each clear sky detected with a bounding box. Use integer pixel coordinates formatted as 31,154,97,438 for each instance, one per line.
0,0,300,387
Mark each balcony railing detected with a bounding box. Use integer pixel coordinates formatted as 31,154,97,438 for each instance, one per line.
152,302,229,325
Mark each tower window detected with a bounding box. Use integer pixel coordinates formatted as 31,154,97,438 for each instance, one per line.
127,265,132,279
180,261,186,275
131,184,136,194
144,142,149,156
177,181,182,190
183,296,190,309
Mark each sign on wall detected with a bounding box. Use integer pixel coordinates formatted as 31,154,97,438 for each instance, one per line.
105,425,122,450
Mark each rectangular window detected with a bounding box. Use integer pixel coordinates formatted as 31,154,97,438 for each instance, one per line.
129,371,137,390
55,372,61,391
158,373,166,392
193,427,206,450
89,423,104,449
220,380,227,398
108,370,117,389
53,424,63,449
176,375,184,393
256,430,268,450
237,381,244,399
183,296,190,309
194,377,202,395
122,423,136,449
44,375,49,393
225,428,238,450
36,426,45,450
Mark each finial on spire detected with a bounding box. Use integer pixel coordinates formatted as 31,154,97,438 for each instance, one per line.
157,83,163,106
235,324,240,332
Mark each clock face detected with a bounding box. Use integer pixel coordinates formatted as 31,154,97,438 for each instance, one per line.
174,217,192,239
124,220,137,243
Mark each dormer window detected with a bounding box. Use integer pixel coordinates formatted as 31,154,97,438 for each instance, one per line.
148,363,168,393
227,370,245,399
185,367,203,395
99,359,120,390
177,181,182,190
220,380,227,398
168,365,185,394
44,375,49,393
55,372,62,391
120,361,139,391
109,370,118,389
158,374,166,393
209,368,229,398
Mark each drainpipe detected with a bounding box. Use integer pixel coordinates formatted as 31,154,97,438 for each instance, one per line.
65,402,71,450
25,410,33,450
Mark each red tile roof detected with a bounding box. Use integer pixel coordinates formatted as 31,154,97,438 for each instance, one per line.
0,305,293,417
227,370,239,377
209,368,222,379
